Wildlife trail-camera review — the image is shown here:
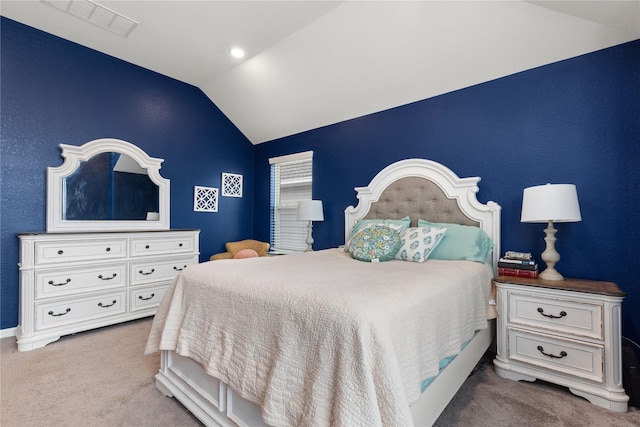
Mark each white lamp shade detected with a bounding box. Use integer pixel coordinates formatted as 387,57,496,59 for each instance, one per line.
521,184,582,223
297,200,324,221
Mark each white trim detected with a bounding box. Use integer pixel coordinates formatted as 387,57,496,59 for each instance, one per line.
268,150,313,165
47,138,170,232
1,327,17,338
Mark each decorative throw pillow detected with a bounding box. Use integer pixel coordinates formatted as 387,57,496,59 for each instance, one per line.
417,220,493,263
233,248,259,259
395,226,448,263
348,225,402,262
345,216,411,250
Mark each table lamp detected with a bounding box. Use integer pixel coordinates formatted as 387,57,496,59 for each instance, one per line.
297,200,324,252
521,184,581,281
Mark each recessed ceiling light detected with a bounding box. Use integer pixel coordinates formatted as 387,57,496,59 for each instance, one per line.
230,47,245,59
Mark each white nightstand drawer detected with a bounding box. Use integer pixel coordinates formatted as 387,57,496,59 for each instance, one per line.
36,291,127,330
508,328,604,383
130,256,193,285
130,234,195,257
129,283,169,312
508,291,603,339
36,264,126,299
35,239,126,265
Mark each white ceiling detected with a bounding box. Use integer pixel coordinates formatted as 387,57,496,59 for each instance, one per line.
2,1,639,144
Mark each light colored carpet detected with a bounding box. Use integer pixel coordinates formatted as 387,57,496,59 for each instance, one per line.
1,318,639,427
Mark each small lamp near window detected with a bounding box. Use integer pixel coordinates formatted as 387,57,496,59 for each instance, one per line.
521,184,582,281
297,200,324,252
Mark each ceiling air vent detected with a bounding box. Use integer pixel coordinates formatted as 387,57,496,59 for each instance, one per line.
41,0,138,38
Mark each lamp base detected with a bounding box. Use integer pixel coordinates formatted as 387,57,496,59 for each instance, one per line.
304,221,314,252
539,268,564,281
540,220,564,281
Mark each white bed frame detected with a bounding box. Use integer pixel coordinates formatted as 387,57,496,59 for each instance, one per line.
154,158,501,426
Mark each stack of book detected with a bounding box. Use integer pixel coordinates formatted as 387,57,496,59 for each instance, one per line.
497,250,538,278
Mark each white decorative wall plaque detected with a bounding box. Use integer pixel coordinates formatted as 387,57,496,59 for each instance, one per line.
194,186,218,212
222,173,243,197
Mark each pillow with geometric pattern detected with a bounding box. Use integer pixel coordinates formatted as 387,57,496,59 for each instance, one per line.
395,226,448,263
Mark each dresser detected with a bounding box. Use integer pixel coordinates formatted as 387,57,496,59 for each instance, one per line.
493,275,628,412
17,229,200,351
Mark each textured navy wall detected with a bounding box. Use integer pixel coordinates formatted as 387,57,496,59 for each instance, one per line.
0,18,254,329
254,40,640,342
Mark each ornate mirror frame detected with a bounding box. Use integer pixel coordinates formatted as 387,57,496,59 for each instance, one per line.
47,138,170,232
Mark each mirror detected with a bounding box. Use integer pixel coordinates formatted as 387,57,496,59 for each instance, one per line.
47,138,170,232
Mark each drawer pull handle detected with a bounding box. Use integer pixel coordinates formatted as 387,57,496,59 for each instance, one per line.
105,247,111,252
48,308,71,317
48,278,71,287
145,245,150,249
138,293,156,301
139,269,155,276
98,273,117,280
179,243,183,247
537,345,568,359
98,300,117,308
57,250,64,255
537,307,567,319
173,265,187,271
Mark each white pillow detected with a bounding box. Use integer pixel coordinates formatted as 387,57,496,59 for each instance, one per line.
395,226,448,263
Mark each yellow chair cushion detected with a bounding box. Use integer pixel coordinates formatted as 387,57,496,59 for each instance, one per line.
226,239,270,257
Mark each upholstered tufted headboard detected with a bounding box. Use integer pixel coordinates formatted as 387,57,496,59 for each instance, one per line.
362,176,478,227
344,158,501,269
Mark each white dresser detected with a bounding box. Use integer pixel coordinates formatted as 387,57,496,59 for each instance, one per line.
493,276,628,412
17,229,200,351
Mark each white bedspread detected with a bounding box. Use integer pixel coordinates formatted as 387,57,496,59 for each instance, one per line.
146,248,492,427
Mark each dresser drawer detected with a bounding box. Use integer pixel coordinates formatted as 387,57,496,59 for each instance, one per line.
129,283,169,312
36,264,126,299
36,291,127,330
508,327,604,383
508,291,603,339
130,256,194,285
130,234,196,257
35,239,126,265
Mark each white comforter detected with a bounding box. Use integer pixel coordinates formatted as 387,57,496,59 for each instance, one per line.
145,248,492,427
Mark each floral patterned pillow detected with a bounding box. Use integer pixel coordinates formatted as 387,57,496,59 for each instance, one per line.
395,226,448,263
348,225,402,262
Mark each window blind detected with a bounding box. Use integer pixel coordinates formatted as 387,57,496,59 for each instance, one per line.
269,151,313,253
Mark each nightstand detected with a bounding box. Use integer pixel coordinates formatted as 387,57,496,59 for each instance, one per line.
493,275,629,412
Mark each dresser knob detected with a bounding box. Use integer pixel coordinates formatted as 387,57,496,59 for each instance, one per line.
57,250,64,255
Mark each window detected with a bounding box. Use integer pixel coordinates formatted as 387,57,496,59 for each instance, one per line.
269,151,313,253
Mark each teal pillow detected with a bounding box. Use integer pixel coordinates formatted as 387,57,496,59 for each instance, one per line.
417,220,493,263
395,226,448,263
348,225,402,262
349,216,411,238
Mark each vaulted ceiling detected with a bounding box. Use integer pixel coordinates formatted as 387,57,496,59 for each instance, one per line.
2,1,639,144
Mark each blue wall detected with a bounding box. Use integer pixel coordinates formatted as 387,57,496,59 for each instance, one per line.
0,18,255,329
2,16,639,345
254,40,640,343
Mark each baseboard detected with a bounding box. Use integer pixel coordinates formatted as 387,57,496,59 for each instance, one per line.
1,327,17,338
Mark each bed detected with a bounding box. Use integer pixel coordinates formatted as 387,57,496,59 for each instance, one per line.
145,158,501,426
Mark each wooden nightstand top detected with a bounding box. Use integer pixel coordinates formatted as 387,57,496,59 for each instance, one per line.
494,275,625,298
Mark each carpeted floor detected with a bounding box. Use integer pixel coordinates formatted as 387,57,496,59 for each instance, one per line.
1,318,639,427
